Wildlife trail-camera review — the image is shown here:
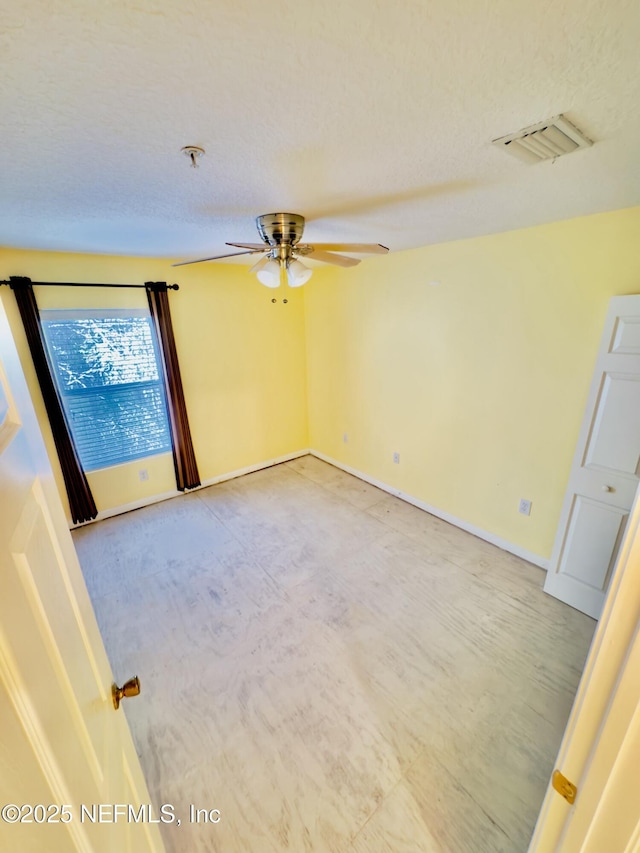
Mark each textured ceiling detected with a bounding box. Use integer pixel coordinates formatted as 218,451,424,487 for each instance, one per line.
1,0,640,260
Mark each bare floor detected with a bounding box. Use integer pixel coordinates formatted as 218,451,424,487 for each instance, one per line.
73,456,595,853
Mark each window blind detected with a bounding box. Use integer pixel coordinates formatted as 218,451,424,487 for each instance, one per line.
41,314,171,472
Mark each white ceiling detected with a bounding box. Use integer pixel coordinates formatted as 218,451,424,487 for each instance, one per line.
2,0,640,262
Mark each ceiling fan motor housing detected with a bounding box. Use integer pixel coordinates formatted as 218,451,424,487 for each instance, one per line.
256,213,305,248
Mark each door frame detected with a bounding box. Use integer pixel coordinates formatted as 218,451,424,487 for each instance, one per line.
530,480,640,849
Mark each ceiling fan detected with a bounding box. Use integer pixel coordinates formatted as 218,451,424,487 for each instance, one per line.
172,212,389,288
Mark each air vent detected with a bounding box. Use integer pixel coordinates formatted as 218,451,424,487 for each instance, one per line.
492,115,592,164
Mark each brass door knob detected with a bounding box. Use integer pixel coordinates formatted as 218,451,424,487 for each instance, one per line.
112,676,140,710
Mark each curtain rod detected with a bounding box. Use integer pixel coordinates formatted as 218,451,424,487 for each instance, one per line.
0,279,179,290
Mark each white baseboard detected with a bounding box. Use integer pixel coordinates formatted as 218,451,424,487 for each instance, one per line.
309,450,549,570
87,488,183,525
199,449,310,489
73,449,310,528
75,446,549,571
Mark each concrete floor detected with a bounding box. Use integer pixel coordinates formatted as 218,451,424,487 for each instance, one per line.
73,456,595,852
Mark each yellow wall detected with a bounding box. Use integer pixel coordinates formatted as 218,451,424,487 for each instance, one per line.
304,206,640,560
3,206,640,556
0,250,309,520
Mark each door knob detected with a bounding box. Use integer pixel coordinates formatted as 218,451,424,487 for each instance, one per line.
602,485,614,493
112,676,140,710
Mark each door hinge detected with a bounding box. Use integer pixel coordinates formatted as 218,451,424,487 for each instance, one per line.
552,769,577,804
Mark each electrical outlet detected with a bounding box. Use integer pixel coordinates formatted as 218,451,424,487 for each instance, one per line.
343,433,348,443
519,498,532,516
138,469,149,482
393,452,400,464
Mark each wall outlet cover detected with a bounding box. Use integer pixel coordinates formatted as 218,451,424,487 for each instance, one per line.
519,498,532,516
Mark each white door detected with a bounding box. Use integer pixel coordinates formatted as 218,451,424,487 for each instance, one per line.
544,294,640,619
530,483,640,851
0,299,164,852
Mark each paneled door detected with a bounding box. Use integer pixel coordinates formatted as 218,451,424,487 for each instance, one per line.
544,294,640,619
0,298,164,852
531,488,640,851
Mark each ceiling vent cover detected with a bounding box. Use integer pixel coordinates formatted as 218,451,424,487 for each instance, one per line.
492,115,592,164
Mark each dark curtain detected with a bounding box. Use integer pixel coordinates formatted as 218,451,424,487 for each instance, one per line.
9,277,98,524
146,282,201,491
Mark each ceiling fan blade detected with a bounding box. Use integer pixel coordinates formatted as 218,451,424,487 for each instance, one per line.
226,242,269,250
249,255,271,274
308,243,389,254
308,249,361,268
172,249,266,267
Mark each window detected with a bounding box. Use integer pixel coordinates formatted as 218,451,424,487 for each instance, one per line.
41,309,172,471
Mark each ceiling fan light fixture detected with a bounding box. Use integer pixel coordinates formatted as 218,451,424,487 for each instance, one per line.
256,258,281,288
287,258,312,288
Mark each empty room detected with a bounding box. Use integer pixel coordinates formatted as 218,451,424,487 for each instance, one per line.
2,2,640,852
